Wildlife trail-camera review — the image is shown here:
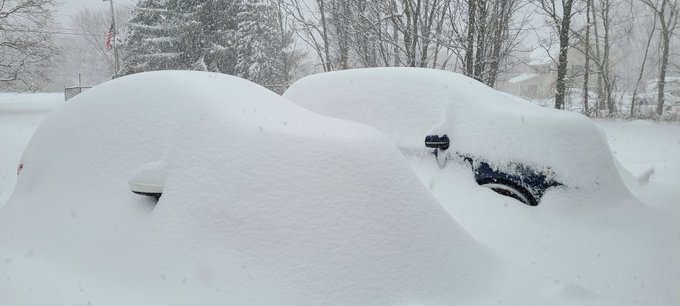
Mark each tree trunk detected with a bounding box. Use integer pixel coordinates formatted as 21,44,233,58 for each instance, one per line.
630,14,656,118
583,0,591,115
465,0,476,76
640,0,678,116
601,0,614,115
657,28,670,116
473,0,487,81
554,0,574,110
317,0,333,71
486,0,511,87
589,0,604,115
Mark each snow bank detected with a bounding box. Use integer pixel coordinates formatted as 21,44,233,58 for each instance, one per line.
0,93,63,209
0,71,500,305
0,92,63,112
285,68,631,203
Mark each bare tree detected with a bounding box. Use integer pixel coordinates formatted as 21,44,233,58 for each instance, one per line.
453,0,529,86
587,0,630,115
71,6,130,76
536,0,577,110
630,12,657,117
598,0,614,113
583,0,592,114
282,0,333,71
464,0,476,75
317,0,333,70
0,0,59,90
640,0,679,116
282,0,526,85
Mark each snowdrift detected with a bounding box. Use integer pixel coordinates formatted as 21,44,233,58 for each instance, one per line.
0,71,500,305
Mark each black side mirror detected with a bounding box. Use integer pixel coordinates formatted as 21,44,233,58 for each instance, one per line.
425,134,450,150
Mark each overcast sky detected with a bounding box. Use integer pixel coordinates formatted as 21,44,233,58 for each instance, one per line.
55,0,135,26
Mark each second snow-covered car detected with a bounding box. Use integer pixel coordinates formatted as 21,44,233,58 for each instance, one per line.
283,68,629,206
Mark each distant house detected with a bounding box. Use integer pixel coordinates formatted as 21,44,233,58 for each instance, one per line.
500,44,597,99
507,72,540,97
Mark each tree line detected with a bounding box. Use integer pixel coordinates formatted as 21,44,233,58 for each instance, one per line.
2,0,680,119
117,0,531,91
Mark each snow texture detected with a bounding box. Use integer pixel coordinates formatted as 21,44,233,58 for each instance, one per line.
0,71,499,305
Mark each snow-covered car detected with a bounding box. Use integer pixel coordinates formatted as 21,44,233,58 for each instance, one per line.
283,68,629,206
0,71,502,305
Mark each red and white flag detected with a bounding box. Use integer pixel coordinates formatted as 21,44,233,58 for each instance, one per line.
105,23,115,50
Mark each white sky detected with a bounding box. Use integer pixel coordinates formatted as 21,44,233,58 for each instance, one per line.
55,0,135,26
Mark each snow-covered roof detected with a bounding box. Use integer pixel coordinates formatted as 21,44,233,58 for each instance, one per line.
0,71,499,305
528,45,559,66
508,72,539,84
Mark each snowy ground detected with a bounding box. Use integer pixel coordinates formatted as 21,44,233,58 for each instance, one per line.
1,92,679,304
0,93,64,207
597,119,680,215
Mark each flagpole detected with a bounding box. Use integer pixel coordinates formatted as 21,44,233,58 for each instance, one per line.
105,0,119,75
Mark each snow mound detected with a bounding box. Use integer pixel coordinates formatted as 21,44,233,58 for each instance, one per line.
285,68,632,203
0,71,499,305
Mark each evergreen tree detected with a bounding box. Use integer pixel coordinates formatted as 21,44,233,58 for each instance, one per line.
119,0,185,75
198,0,241,74
168,0,208,71
235,0,292,87
121,0,294,88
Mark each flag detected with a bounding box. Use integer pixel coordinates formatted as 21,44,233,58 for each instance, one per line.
105,23,115,50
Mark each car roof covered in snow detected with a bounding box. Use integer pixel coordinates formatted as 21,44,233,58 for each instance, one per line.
0,71,500,305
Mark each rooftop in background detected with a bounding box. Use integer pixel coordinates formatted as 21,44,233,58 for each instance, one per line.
508,72,539,84
528,45,559,66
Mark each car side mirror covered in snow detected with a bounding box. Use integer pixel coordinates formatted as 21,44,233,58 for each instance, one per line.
129,160,167,200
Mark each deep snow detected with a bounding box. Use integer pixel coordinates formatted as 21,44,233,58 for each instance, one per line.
0,72,500,305
1,79,679,305
284,68,680,305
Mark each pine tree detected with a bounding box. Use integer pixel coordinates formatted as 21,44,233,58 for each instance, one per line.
197,0,241,74
119,0,186,75
235,0,292,87
121,0,294,88
168,0,208,71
